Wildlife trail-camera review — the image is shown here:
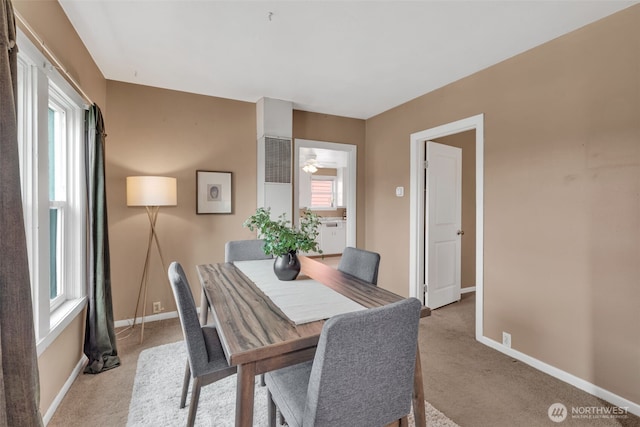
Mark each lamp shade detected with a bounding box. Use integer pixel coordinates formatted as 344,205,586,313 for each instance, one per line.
126,176,177,207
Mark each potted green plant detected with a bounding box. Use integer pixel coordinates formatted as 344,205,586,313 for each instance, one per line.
243,207,322,280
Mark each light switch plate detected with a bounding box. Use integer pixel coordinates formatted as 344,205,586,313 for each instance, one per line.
395,186,404,197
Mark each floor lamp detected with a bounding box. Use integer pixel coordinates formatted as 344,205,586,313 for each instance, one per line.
126,176,177,343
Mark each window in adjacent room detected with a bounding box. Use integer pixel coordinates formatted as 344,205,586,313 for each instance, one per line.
310,177,336,209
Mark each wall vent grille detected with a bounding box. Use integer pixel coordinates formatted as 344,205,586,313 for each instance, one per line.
265,137,291,183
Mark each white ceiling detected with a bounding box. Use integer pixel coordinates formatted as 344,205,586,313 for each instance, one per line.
59,0,637,120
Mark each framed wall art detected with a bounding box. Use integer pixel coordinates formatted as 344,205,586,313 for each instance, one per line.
196,170,232,214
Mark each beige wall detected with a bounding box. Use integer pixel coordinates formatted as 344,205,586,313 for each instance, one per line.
366,5,639,405
106,88,367,320
37,315,84,415
13,0,107,417
106,82,258,319
433,131,476,289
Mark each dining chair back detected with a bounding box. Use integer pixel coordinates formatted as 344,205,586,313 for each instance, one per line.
265,297,422,427
225,239,272,262
168,262,237,427
337,246,381,285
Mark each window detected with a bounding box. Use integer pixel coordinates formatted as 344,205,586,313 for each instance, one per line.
17,31,86,354
311,177,336,208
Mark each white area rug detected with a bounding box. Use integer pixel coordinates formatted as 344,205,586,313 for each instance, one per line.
127,341,459,427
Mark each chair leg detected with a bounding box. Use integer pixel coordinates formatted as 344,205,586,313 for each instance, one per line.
399,416,409,427
180,361,191,409
186,377,201,427
267,389,276,427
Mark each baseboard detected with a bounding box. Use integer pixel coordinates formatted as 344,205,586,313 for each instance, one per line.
43,354,87,425
461,286,476,294
113,310,179,328
478,336,640,417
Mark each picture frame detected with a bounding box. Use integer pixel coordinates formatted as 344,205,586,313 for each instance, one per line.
196,170,232,214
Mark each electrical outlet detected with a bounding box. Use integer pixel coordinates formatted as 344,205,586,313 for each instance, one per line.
502,332,511,348
152,301,162,314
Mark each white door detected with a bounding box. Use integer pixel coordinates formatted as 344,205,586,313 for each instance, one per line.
425,141,462,309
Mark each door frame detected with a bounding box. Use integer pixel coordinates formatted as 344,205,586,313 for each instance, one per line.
409,114,484,340
294,139,357,248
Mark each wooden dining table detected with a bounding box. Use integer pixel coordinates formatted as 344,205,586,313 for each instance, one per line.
196,255,431,427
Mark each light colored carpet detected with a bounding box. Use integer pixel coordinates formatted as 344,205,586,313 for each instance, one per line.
127,341,459,427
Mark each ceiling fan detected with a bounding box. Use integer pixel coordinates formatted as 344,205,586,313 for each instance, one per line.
302,154,320,174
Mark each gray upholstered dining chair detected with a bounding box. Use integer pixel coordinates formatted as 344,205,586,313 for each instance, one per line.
265,297,422,427
337,246,381,285
225,238,272,263
168,262,237,427
199,239,273,324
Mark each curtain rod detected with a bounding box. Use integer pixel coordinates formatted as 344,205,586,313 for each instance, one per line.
14,11,94,107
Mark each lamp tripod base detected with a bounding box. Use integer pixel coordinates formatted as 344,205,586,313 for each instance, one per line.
131,206,168,344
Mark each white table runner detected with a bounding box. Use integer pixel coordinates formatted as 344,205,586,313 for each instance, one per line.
234,259,365,325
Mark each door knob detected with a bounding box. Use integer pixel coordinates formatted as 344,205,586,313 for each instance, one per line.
457,230,465,236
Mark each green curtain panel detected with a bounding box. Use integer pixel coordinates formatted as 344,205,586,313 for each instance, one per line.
0,0,44,425
83,105,120,374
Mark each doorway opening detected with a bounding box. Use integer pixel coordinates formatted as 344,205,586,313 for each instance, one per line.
294,139,357,254
409,114,484,341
